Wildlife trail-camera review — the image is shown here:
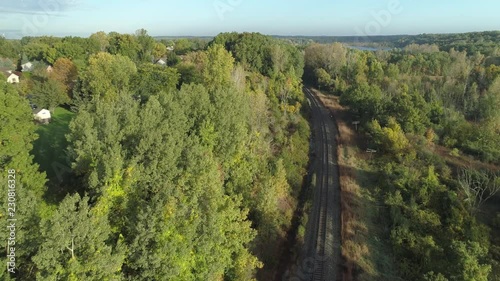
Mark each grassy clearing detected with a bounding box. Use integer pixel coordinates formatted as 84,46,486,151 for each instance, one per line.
32,107,74,182
313,89,399,281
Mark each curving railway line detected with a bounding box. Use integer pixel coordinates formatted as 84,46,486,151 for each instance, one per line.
302,88,342,281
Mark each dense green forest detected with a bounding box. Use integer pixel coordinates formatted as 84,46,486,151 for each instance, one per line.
0,31,310,280
395,31,500,56
1,30,500,280
305,37,500,280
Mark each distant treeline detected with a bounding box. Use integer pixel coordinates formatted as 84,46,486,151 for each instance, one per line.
277,31,500,56
153,31,500,57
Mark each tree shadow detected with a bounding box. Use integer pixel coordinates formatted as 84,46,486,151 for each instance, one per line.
31,107,78,203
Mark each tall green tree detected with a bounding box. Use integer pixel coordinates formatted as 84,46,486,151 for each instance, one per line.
135,28,155,62
369,118,412,159
131,64,180,100
305,43,347,81
107,32,140,62
0,80,46,280
449,241,491,281
33,194,125,281
68,86,262,280
77,52,137,101
153,42,167,60
32,79,69,112
315,68,333,90
88,31,110,53
0,36,19,58
203,44,235,91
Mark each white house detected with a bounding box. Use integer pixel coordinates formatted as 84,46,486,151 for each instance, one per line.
21,62,33,72
46,65,53,73
166,46,174,52
156,59,166,65
33,108,51,124
6,72,19,84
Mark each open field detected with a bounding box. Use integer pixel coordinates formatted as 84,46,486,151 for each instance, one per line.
32,107,74,182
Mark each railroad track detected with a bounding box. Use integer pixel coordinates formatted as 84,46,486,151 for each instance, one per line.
303,88,341,281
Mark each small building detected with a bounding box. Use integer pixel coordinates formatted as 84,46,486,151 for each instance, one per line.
21,62,33,72
33,108,51,124
6,72,20,84
46,65,53,73
156,59,166,66
166,46,175,52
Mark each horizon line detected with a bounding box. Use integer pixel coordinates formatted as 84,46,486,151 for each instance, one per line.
3,30,499,40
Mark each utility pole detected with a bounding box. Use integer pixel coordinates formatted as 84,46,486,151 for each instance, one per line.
352,121,360,131
366,148,377,160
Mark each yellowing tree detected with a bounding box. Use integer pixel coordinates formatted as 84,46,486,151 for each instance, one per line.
203,44,235,91
370,117,411,159
50,57,78,95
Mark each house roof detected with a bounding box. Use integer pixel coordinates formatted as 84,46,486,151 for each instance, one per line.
21,62,34,72
4,71,16,76
5,71,21,78
33,108,46,114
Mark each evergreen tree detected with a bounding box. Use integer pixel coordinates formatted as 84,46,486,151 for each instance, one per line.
0,80,46,280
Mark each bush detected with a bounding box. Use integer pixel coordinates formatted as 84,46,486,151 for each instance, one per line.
450,148,460,157
494,213,500,228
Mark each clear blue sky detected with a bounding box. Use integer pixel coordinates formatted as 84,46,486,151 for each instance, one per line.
0,0,499,38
